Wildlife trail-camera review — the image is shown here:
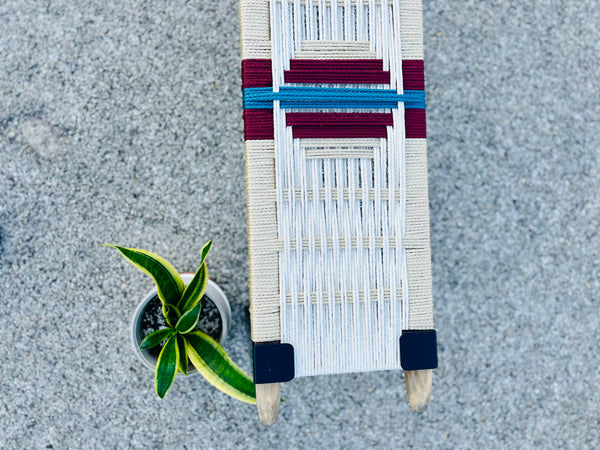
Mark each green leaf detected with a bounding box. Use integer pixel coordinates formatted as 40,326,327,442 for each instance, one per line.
176,304,202,334
155,335,179,398
185,331,256,404
140,328,175,350
177,240,213,314
177,335,188,375
162,304,181,328
201,240,213,261
178,264,208,315
103,245,184,307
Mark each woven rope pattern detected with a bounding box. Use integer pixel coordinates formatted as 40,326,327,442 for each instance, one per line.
240,0,433,376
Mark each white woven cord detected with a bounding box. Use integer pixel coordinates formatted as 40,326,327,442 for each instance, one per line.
273,0,397,377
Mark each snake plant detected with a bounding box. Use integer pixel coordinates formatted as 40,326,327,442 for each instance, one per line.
105,241,256,403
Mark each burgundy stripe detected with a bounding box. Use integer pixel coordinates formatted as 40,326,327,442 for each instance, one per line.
292,126,388,139
402,60,425,91
405,109,426,138
284,70,390,84
289,59,384,71
241,59,272,88
288,113,393,139
243,109,274,140
286,112,393,127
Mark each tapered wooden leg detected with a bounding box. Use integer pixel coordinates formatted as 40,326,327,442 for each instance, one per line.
404,369,432,411
256,383,280,425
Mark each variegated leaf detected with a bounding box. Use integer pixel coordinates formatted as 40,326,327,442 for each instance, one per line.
176,304,202,334
185,331,256,404
177,240,212,314
177,335,188,375
104,245,184,307
162,304,181,328
140,328,175,350
155,335,179,398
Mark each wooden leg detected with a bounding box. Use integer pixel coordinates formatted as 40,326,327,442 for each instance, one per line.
404,369,432,411
256,383,280,425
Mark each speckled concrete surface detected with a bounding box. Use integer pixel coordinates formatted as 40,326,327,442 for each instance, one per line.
1,1,599,448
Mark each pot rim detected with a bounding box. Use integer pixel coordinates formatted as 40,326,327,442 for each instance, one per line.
130,273,232,371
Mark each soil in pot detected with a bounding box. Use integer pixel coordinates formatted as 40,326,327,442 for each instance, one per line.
140,294,223,360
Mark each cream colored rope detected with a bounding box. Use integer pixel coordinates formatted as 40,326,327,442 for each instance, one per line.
245,140,281,342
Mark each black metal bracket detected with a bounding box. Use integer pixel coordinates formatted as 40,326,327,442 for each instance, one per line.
253,342,295,384
400,329,438,370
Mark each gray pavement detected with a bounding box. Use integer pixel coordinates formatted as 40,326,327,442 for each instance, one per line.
1,1,599,448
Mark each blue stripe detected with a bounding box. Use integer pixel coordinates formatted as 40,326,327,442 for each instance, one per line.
243,87,425,110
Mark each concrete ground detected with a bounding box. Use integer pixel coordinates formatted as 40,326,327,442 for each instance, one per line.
1,1,599,448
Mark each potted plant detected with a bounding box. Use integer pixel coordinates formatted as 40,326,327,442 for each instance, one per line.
105,241,256,403
131,272,231,371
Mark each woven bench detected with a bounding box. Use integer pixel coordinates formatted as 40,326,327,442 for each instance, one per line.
239,0,437,424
